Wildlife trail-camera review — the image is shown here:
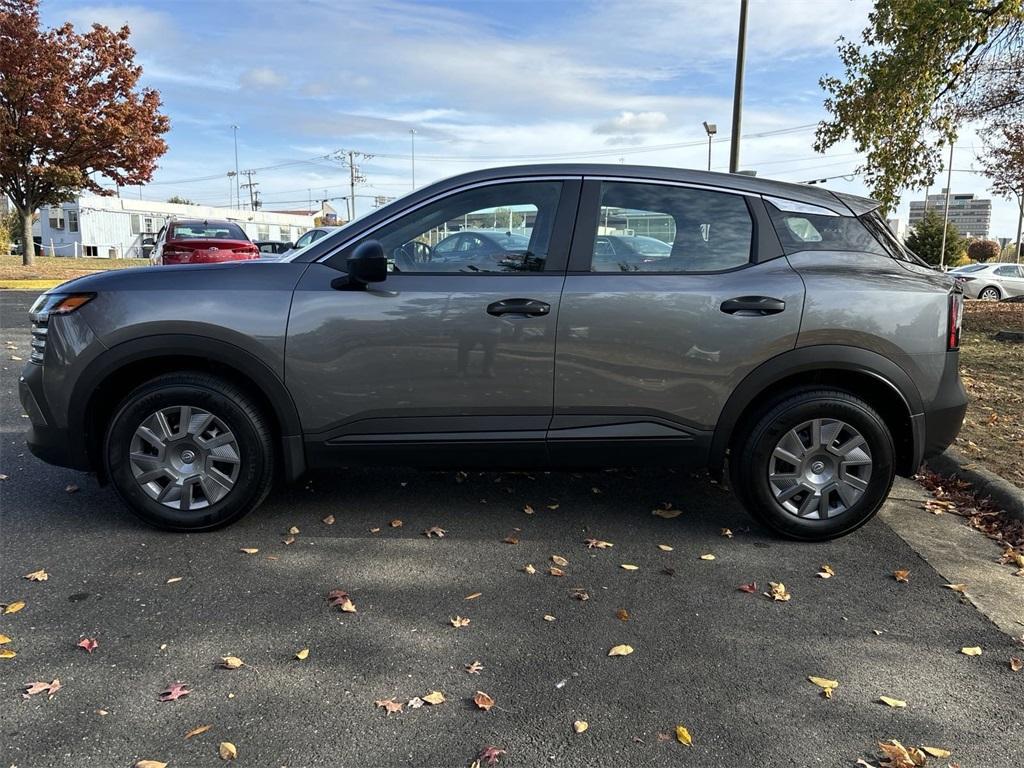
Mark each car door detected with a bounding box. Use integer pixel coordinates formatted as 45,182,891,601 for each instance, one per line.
995,264,1024,297
286,178,581,467
550,178,804,466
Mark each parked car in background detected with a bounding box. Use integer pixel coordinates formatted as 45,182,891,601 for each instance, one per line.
255,240,294,257
150,219,260,265
282,226,340,255
428,229,532,270
953,262,1024,300
21,164,966,541
592,234,672,270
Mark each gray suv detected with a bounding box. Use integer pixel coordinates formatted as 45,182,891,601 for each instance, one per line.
19,165,967,540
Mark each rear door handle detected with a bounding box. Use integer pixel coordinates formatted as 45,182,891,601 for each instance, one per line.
720,296,786,316
487,298,551,317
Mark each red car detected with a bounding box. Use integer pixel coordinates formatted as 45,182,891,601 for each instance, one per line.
150,219,260,265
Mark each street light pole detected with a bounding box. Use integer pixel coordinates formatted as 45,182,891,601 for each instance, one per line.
231,125,240,209
939,142,955,269
410,129,417,190
1014,191,1023,265
702,121,717,171
729,0,749,174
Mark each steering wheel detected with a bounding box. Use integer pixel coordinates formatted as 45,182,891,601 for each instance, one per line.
392,245,416,272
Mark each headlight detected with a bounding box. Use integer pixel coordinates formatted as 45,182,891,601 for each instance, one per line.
29,293,95,323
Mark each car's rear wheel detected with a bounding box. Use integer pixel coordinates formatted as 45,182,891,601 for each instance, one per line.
979,286,1001,301
731,389,895,541
105,372,274,531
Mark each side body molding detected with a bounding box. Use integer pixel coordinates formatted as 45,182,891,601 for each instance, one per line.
73,334,306,481
709,344,924,471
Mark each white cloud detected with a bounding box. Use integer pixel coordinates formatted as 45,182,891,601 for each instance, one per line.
239,67,287,89
593,111,670,135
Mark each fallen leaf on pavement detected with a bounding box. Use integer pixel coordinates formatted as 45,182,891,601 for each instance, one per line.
544,614,556,622
893,569,910,583
960,646,982,656
220,656,244,669
159,682,191,702
657,544,673,551
407,696,424,709
185,724,212,739
591,486,602,494
423,690,445,705
766,582,791,602
652,507,681,519
239,547,259,555
166,577,183,584
0,634,10,644
551,555,569,566
808,676,839,698
288,526,300,535
502,533,520,544
573,720,588,733
585,539,613,549
370,527,381,533
473,691,495,711
720,528,734,538
451,616,471,628
620,563,639,571
738,582,758,593
879,695,907,708
65,483,78,493
23,679,61,699
322,514,335,525
24,569,48,581
1010,656,1022,672
817,564,835,579
921,746,952,758
477,745,506,765
390,519,403,528
375,697,403,715
523,505,535,515
218,741,237,760
522,564,536,574
465,592,482,600
77,637,98,653
466,660,483,674
943,583,968,593
134,761,168,768
0,649,16,659
571,589,589,601
608,644,634,657
295,648,309,660
328,589,357,613
617,609,630,621
675,725,692,746
877,740,927,768
546,503,559,510
424,526,447,538
548,566,565,577
699,553,716,561
3,600,25,614
282,536,295,545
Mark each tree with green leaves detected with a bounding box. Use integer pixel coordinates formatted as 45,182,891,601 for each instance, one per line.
816,0,1024,211
166,195,195,205
0,0,169,265
906,209,966,266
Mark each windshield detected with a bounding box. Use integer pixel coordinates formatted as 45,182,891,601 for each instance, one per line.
170,222,248,241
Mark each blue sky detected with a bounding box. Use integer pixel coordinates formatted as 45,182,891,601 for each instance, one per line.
42,0,1020,238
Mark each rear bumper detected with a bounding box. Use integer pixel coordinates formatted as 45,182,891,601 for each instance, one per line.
920,349,968,460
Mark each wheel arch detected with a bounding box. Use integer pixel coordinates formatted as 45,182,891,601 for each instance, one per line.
711,345,924,478
74,335,305,483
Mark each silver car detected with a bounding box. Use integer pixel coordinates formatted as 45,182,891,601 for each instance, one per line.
19,164,967,540
953,262,1024,300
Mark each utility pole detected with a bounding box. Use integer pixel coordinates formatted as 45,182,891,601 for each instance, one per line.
344,150,372,221
729,0,749,174
240,169,258,211
410,129,417,190
1015,191,1023,265
252,190,261,211
231,125,240,209
939,142,955,269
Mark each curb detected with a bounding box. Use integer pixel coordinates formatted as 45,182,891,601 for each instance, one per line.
925,447,1024,523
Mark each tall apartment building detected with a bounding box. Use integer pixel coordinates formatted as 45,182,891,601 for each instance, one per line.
908,189,992,238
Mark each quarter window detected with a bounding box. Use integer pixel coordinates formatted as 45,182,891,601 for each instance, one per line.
767,202,889,257
588,182,753,273
343,181,562,274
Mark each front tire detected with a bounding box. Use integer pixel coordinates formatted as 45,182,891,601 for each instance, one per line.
731,390,895,541
105,372,274,531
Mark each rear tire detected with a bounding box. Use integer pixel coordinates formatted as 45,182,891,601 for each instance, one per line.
104,372,274,531
730,389,895,541
979,286,1001,301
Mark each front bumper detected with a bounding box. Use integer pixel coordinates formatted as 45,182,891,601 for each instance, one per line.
19,363,89,470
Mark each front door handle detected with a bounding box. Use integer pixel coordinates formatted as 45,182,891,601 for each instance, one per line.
487,298,551,317
720,296,786,316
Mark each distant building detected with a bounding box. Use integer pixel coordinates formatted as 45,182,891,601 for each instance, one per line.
37,195,315,258
886,217,908,241
908,189,991,238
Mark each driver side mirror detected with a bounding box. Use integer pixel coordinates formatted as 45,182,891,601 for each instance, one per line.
340,239,387,288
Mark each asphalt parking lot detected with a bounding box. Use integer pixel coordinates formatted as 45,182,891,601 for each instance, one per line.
1,289,1021,768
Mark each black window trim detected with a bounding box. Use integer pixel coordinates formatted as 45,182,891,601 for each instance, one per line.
566,177,782,275
317,176,583,276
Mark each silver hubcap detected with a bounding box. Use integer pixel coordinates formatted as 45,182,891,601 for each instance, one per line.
129,406,241,511
768,418,873,520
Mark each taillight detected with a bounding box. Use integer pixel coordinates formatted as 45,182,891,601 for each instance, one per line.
948,292,963,350
232,246,259,257
162,247,189,259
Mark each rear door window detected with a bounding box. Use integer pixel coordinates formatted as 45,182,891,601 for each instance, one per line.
765,200,889,257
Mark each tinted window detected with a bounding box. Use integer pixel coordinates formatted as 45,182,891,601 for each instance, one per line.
170,222,247,241
994,265,1022,277
589,182,752,273
954,264,988,273
767,202,888,257
358,181,561,274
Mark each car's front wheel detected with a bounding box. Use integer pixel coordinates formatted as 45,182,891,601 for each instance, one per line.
731,389,895,541
105,372,274,531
